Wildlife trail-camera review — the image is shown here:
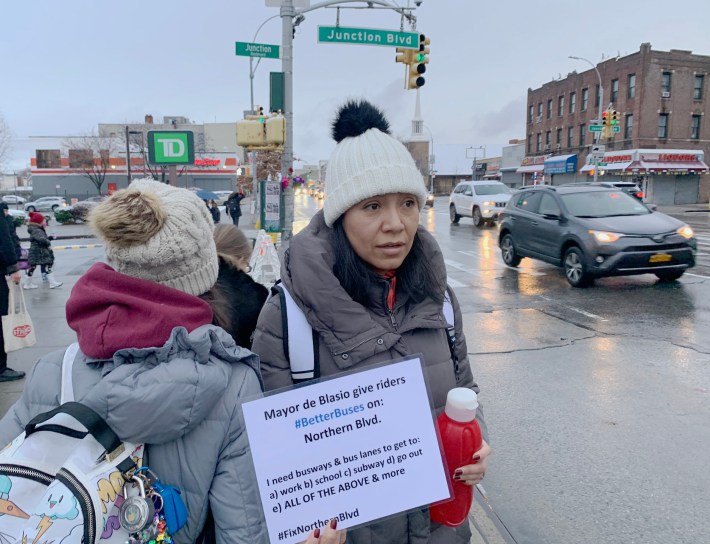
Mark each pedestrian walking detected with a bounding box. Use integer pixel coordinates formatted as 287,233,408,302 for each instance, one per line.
0,178,270,543
200,224,268,349
0,206,23,383
24,212,62,289
208,199,221,224
225,190,245,226
252,100,490,544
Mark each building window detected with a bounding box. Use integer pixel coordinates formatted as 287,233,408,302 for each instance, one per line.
658,113,669,139
579,124,586,147
625,114,633,139
546,99,552,119
567,127,574,148
527,134,532,153
36,149,61,169
694,75,704,100
691,115,701,139
545,131,551,148
529,105,534,124
628,74,636,98
610,79,619,102
581,88,589,111
558,96,564,117
69,149,94,169
537,102,543,120
661,71,672,95
556,128,562,145
569,92,576,114
536,133,542,152
595,84,600,108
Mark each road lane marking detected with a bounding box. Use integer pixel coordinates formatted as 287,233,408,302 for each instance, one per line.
539,295,608,321
53,244,103,250
447,277,466,288
445,259,483,276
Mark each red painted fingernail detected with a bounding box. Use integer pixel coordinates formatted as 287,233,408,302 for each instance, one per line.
330,518,338,530
453,469,463,477
473,455,481,462
314,528,320,538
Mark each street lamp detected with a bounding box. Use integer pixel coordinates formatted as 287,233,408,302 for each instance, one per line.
569,55,603,183
466,146,486,180
125,128,146,183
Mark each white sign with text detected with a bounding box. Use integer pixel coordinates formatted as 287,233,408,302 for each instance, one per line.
242,356,450,544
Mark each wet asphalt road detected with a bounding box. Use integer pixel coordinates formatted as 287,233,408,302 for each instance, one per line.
295,195,710,544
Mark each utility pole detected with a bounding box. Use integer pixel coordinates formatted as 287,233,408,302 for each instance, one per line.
569,55,603,182
280,0,295,249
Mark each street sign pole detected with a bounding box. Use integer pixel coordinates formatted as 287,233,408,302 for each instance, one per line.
280,0,295,253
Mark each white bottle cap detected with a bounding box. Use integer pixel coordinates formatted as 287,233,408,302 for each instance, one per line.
444,388,478,423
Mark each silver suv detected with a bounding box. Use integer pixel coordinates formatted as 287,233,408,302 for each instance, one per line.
449,180,512,227
24,196,67,212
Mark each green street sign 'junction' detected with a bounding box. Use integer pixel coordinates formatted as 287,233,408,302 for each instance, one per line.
235,41,280,59
318,26,418,49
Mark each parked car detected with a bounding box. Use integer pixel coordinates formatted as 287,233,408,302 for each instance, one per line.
2,195,27,205
80,195,109,204
449,180,512,227
498,184,696,287
425,193,435,207
24,196,67,212
567,181,644,201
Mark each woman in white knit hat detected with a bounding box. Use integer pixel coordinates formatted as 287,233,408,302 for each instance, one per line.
0,179,269,543
252,100,491,544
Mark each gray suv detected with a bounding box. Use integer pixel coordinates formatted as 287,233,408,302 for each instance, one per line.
498,184,697,287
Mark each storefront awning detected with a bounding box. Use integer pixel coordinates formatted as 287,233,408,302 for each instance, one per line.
544,154,577,175
580,161,636,173
516,164,544,173
638,160,709,172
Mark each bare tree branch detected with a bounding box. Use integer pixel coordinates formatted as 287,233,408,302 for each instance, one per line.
63,133,119,194
0,112,12,171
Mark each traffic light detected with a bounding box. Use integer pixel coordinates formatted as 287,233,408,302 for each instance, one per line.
256,105,265,122
611,109,620,126
407,34,429,89
265,115,286,145
236,119,265,147
602,110,610,127
395,47,414,65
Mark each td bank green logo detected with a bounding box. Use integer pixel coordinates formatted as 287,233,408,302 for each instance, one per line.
148,131,195,165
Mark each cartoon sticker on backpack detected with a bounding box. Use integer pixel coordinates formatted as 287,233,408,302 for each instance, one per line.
0,475,30,520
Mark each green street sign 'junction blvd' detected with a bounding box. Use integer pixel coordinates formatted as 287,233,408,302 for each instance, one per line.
235,41,280,59
318,26,418,49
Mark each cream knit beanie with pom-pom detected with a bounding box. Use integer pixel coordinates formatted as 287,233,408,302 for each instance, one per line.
323,99,428,227
90,178,218,296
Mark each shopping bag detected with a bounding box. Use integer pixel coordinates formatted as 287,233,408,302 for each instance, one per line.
2,278,37,352
18,247,30,270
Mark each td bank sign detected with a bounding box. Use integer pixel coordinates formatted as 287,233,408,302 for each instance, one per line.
148,131,195,165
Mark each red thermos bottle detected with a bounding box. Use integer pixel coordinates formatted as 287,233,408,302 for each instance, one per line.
429,388,482,527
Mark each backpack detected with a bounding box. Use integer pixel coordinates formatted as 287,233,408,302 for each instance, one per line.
271,284,459,384
0,344,185,544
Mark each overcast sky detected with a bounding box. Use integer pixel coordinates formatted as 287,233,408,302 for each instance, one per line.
2,0,709,172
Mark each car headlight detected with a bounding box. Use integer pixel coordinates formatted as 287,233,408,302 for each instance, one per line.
483,201,493,206
677,225,694,239
589,230,623,243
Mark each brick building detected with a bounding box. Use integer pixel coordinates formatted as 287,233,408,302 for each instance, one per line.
524,43,710,204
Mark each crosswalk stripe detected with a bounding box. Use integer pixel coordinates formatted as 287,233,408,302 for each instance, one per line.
457,250,547,276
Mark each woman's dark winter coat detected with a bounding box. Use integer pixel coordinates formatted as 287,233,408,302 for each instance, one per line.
212,260,269,348
225,193,244,218
27,223,54,266
209,205,221,224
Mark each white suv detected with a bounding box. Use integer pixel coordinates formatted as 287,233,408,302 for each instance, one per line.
449,180,513,227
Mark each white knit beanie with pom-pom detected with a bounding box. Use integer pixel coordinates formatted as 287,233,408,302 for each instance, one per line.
90,178,218,296
323,99,428,227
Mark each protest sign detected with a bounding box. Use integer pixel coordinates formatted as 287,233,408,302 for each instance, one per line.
242,356,450,544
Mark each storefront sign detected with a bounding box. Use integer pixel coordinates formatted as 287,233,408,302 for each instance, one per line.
241,357,450,544
519,155,548,167
194,158,221,166
605,154,633,163
641,153,700,162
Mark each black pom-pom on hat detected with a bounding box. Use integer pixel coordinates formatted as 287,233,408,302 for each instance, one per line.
331,99,390,143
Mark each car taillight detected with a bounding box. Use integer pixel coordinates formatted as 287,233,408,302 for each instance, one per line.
635,192,645,198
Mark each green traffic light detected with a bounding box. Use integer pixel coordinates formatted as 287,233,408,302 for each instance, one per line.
417,53,425,62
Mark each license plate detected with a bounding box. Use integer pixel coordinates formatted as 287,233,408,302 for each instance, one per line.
649,253,672,263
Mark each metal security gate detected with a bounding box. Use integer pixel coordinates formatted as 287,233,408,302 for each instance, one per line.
674,176,699,204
